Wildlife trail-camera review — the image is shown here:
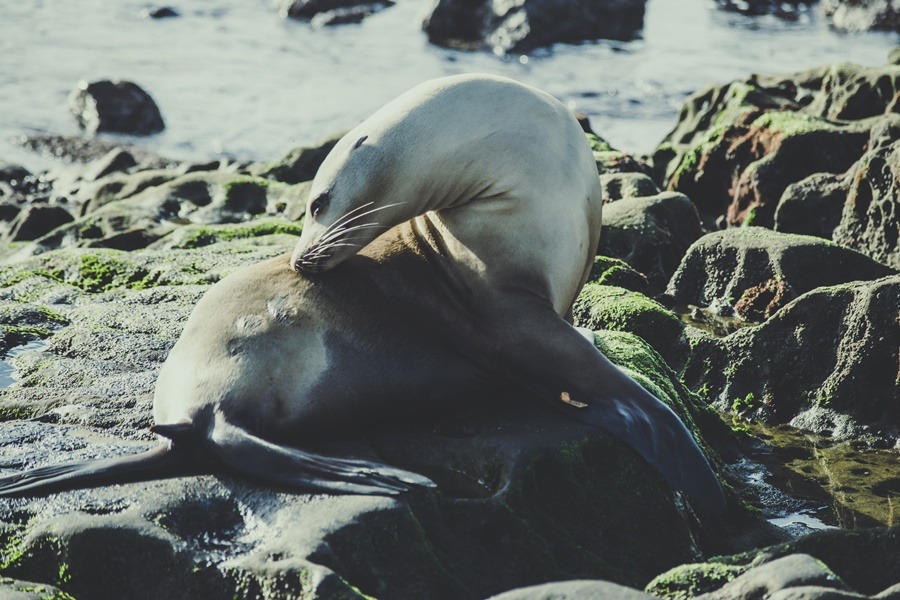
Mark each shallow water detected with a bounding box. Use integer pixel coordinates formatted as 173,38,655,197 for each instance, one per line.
748,424,900,530
0,340,47,388
0,0,896,170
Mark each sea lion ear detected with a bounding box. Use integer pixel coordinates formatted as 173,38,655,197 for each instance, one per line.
352,135,368,150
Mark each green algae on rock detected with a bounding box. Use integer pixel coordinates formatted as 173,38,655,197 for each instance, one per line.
572,285,687,370
585,256,650,294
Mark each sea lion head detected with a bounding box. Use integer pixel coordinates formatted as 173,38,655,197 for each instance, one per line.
291,131,408,274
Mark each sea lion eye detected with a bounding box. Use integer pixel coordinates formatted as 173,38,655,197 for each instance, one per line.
310,193,329,218
353,135,368,150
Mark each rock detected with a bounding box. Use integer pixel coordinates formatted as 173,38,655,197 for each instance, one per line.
600,172,660,202
16,134,171,168
822,0,900,31
585,255,650,294
0,231,770,598
653,62,900,229
421,0,646,53
768,587,869,599
683,275,900,443
667,228,895,321
68,80,165,136
0,576,72,600
250,130,346,184
77,169,179,215
714,0,815,18
598,191,705,292
5,206,75,242
82,148,137,183
141,6,179,18
774,172,846,239
694,554,847,599
572,284,687,370
646,560,748,599
0,202,21,224
0,162,30,185
831,118,900,270
28,173,305,254
488,579,656,599
310,1,393,25
277,0,393,21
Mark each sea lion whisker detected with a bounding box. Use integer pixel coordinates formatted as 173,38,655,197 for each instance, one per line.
317,222,386,245
318,201,376,240
316,203,402,244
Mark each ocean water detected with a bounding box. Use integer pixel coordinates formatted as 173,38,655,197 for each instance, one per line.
0,0,895,170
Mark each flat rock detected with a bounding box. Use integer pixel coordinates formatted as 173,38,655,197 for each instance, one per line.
487,579,656,599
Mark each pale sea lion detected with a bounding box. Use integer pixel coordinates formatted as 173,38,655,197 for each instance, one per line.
0,75,725,515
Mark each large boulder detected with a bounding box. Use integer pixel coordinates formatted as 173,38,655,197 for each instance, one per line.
276,0,394,24
653,62,900,230
421,0,646,53
666,228,896,321
0,229,766,599
682,275,900,445
68,80,165,136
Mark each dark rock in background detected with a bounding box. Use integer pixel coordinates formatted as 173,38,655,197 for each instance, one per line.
822,0,900,32
714,0,816,18
250,130,346,184
421,0,646,53
277,0,394,24
68,80,165,136
5,206,75,243
141,6,180,19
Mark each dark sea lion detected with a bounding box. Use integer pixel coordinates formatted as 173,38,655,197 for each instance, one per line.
0,75,725,515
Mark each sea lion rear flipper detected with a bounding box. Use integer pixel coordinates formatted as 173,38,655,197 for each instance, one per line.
0,444,184,497
498,303,726,516
207,413,435,495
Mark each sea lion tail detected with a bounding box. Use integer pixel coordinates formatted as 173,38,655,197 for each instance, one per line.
0,443,186,498
204,412,436,495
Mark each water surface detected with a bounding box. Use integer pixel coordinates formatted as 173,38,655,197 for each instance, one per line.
0,0,895,170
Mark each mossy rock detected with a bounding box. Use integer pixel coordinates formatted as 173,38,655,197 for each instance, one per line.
683,275,900,443
644,560,746,599
585,256,650,294
251,130,346,184
572,284,686,369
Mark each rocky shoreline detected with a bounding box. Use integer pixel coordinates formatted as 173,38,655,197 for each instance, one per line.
0,55,898,600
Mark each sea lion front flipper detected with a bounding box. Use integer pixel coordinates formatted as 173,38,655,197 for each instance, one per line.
496,301,726,516
207,413,435,496
0,444,185,497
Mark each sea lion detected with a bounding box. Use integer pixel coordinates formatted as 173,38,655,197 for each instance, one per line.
0,75,725,515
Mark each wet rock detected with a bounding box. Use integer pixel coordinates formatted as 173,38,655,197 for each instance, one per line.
421,0,646,53
82,148,137,183
77,169,179,215
822,0,900,31
17,134,171,167
250,130,346,184
683,275,900,443
714,0,815,18
654,62,900,229
488,579,656,599
141,6,179,18
310,1,393,25
667,228,896,320
5,206,75,242
0,163,30,185
598,191,705,292
68,80,165,136
0,203,21,224
277,0,393,21
0,576,72,599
